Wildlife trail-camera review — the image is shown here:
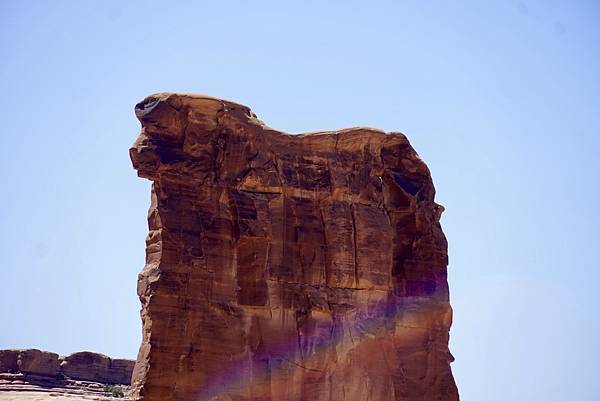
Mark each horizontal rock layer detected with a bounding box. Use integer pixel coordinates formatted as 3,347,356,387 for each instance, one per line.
0,372,131,400
130,93,458,401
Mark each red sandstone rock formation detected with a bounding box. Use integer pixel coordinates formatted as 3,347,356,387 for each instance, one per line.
61,352,135,385
0,349,134,385
130,93,459,401
0,349,134,400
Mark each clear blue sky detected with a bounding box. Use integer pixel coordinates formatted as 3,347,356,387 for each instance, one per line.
1,1,598,400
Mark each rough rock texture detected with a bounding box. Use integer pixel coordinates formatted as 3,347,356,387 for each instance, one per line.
130,93,459,401
0,349,134,400
0,350,133,385
16,351,59,378
0,351,19,374
61,352,135,385
0,373,131,400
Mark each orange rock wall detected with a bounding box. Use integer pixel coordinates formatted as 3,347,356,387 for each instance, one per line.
130,93,458,401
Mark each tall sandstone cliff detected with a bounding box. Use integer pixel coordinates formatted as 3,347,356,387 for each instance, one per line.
129,93,458,401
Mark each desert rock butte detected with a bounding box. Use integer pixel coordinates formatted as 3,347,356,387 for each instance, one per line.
129,93,459,401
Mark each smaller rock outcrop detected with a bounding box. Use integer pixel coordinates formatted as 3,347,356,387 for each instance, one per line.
0,350,19,373
61,351,135,385
17,349,60,377
0,349,135,400
0,349,133,385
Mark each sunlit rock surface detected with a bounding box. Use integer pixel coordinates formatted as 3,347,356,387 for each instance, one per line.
130,93,459,401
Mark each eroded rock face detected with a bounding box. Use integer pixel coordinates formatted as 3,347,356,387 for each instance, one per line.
0,349,134,400
0,349,134,385
17,350,60,377
0,350,20,373
130,93,458,401
61,352,135,385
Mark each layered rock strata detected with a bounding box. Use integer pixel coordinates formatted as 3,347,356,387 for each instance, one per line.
0,349,134,400
0,374,130,400
130,93,459,401
0,349,134,385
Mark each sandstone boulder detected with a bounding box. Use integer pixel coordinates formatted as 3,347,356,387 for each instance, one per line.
60,351,134,385
17,349,59,377
0,350,19,373
60,351,110,382
0,349,134,386
109,359,136,385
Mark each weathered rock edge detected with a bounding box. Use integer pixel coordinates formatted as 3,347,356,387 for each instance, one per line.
130,93,459,401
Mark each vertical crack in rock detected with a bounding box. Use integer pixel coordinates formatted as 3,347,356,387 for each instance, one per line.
130,92,459,401
350,204,359,288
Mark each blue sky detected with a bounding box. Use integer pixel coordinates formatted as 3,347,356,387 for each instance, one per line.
1,1,599,400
